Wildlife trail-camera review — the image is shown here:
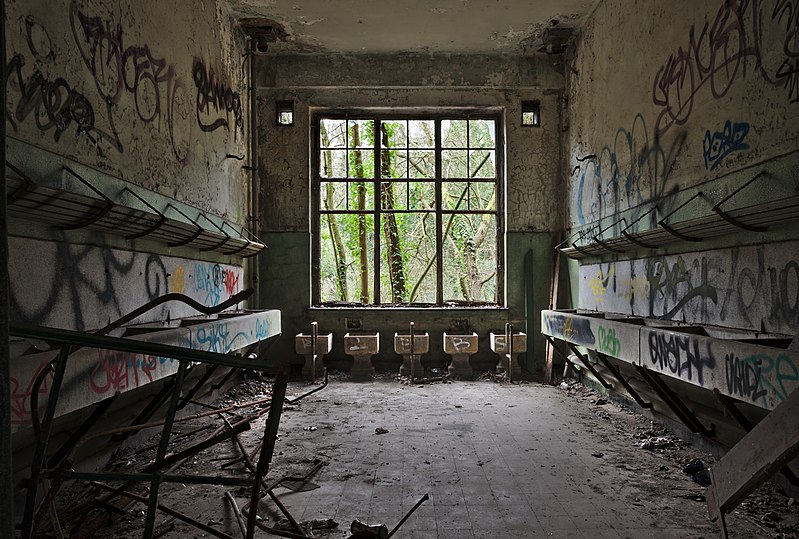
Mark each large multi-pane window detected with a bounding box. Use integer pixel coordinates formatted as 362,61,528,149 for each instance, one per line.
313,112,503,306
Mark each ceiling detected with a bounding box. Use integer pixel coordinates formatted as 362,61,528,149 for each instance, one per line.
227,0,597,54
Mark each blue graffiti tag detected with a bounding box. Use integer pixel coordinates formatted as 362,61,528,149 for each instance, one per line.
703,120,750,170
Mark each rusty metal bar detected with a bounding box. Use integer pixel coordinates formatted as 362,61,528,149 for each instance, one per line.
563,341,613,389
21,346,70,539
178,365,220,410
164,204,205,247
386,493,430,539
225,430,305,536
246,369,289,539
48,394,118,468
657,193,705,242
594,352,652,409
636,366,714,436
143,360,187,537
10,322,270,371
91,481,237,539
144,418,250,472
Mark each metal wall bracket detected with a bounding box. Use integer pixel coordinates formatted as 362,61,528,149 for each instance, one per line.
60,166,116,231
563,340,613,389
593,351,652,409
636,366,714,436
657,192,706,242
711,171,769,232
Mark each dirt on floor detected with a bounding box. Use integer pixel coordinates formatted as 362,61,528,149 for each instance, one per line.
44,373,799,538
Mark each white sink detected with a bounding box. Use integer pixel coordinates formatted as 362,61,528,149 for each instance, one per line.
443,332,479,354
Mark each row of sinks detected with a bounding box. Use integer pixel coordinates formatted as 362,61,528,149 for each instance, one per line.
295,330,527,381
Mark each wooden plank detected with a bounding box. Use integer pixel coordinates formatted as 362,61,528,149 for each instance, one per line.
707,387,799,521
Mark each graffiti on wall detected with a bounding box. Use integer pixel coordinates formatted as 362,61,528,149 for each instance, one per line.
770,0,799,104
653,0,799,137
579,243,799,335
193,59,244,136
543,312,596,346
68,0,189,163
192,262,240,307
6,1,247,169
5,52,122,156
647,331,716,386
703,120,750,170
575,113,686,225
9,237,243,331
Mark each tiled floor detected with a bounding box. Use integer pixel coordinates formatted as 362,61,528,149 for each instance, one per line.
250,380,722,538
82,379,764,538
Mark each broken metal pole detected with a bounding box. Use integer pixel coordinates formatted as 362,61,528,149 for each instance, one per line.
386,493,430,539
144,418,251,471
222,416,305,536
90,481,237,539
246,369,289,539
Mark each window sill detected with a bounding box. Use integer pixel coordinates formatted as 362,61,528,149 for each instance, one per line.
310,304,508,311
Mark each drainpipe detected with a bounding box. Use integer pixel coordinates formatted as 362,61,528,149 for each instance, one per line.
247,38,261,307
1,0,14,533
524,249,534,376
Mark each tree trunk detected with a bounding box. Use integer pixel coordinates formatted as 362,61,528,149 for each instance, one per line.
351,123,370,303
380,124,407,303
320,123,349,301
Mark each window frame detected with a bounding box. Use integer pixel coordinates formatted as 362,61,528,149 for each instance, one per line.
311,108,505,307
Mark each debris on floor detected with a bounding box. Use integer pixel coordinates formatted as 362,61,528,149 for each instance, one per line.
44,378,799,538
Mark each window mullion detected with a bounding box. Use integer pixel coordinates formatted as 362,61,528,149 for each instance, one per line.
373,119,381,305
435,119,443,305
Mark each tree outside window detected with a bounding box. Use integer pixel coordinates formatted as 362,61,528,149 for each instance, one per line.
314,113,502,306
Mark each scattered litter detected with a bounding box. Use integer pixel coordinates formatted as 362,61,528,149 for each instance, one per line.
303,426,318,431
559,382,569,389
375,427,389,435
682,458,712,486
350,519,389,538
640,436,674,450
454,404,463,408
591,451,604,458
594,398,608,406
477,459,492,467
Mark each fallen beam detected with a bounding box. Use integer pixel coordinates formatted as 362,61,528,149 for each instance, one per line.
707,388,799,534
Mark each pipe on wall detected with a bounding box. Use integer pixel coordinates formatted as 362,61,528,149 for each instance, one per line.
247,38,261,307
1,0,13,533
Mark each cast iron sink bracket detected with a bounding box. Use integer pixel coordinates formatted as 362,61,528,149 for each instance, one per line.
563,341,613,390
636,366,714,437
594,351,652,409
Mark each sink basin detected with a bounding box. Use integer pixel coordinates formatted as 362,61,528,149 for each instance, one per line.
295,333,333,355
394,333,429,355
489,332,527,354
344,332,380,355
443,332,479,354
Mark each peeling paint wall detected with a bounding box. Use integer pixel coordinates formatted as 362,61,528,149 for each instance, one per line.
259,53,564,233
6,0,249,220
567,0,799,228
566,0,799,333
5,0,252,333
257,52,563,374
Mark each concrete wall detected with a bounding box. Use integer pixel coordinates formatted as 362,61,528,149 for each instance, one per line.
565,0,799,333
257,53,563,376
5,0,252,331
